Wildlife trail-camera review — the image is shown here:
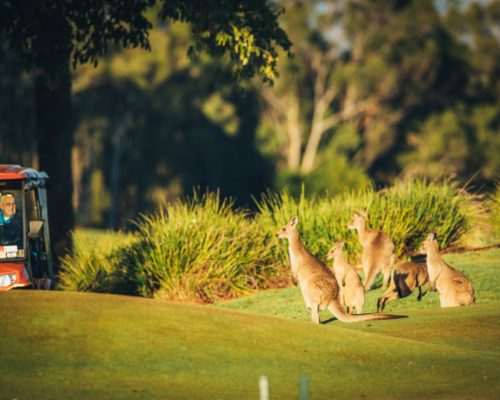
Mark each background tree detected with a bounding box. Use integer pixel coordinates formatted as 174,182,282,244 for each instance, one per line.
399,0,500,185
0,0,291,270
257,0,496,192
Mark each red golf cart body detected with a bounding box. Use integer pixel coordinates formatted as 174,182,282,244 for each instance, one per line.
0,165,53,290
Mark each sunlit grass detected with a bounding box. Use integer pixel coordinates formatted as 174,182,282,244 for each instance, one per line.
487,181,500,243
59,229,139,293
129,191,280,302
218,248,500,317
256,179,484,265
1,289,499,399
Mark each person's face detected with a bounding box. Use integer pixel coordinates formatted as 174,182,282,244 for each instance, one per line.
1,196,16,218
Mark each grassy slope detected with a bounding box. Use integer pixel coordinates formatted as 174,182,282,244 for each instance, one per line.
218,248,500,316
1,250,499,400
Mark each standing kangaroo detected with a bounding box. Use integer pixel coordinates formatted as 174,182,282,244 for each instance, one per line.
347,209,395,290
420,232,475,307
276,216,405,323
326,241,365,314
377,261,429,312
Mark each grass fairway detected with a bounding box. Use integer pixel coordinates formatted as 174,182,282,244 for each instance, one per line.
218,248,500,317
1,250,499,399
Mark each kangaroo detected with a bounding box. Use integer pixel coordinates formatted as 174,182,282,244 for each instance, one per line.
347,209,395,290
326,241,365,314
377,261,429,312
275,216,406,323
420,232,475,307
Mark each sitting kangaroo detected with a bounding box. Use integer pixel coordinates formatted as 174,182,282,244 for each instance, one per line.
276,216,405,323
420,232,475,307
326,241,365,314
347,209,395,290
377,261,429,312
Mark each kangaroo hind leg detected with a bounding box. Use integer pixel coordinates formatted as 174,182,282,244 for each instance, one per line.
310,304,321,324
363,265,378,291
377,291,398,312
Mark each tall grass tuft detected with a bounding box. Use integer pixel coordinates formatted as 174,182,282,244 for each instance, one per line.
256,179,482,265
130,191,280,302
59,180,484,303
487,181,500,242
58,229,139,293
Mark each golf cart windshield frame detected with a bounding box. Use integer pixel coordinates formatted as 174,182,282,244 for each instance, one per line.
0,180,27,262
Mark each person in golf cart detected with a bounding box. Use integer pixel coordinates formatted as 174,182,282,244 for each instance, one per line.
0,192,22,248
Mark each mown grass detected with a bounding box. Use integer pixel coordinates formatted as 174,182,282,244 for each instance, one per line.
1,290,499,400
218,248,500,318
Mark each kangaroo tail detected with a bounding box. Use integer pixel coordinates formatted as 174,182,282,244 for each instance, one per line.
327,301,406,323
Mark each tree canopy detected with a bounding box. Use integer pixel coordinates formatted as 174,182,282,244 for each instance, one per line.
0,0,291,267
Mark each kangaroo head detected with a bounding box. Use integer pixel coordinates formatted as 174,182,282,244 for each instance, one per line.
347,209,367,230
275,216,299,239
420,231,438,254
327,241,344,260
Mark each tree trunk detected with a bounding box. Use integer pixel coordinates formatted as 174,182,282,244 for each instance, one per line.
34,53,74,273
108,124,125,230
286,99,302,171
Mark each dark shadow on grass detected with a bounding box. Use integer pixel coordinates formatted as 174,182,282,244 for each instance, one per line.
321,313,408,325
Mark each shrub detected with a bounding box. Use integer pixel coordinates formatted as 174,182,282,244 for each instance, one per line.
59,180,484,302
256,179,482,266
487,182,500,242
129,192,281,302
58,229,139,293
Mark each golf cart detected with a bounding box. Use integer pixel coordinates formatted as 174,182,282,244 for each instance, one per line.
0,165,53,290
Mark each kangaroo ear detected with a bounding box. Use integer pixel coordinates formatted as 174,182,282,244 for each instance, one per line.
290,216,299,226
360,208,367,217
427,232,436,241
339,241,345,248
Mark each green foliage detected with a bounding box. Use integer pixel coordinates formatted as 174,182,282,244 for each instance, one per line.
60,180,485,302
129,192,280,302
159,0,291,82
399,104,500,183
256,179,482,265
0,0,154,72
58,229,139,293
487,182,500,242
60,192,283,302
275,155,371,198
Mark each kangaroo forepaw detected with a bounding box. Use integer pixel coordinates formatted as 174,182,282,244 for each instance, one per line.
376,298,384,312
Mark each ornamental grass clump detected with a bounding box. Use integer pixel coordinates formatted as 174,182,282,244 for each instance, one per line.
58,229,139,293
487,182,500,242
130,192,279,302
256,179,481,265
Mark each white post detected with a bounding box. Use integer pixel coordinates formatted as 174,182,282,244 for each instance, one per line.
299,373,309,400
259,375,269,400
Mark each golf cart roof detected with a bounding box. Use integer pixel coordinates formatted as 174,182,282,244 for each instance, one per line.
0,165,49,187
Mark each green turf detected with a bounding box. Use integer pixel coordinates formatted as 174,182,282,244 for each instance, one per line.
1,249,499,399
218,248,500,316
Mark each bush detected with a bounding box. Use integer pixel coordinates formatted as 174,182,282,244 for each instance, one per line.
59,180,484,302
129,192,281,302
58,229,139,293
487,182,500,243
256,179,483,265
